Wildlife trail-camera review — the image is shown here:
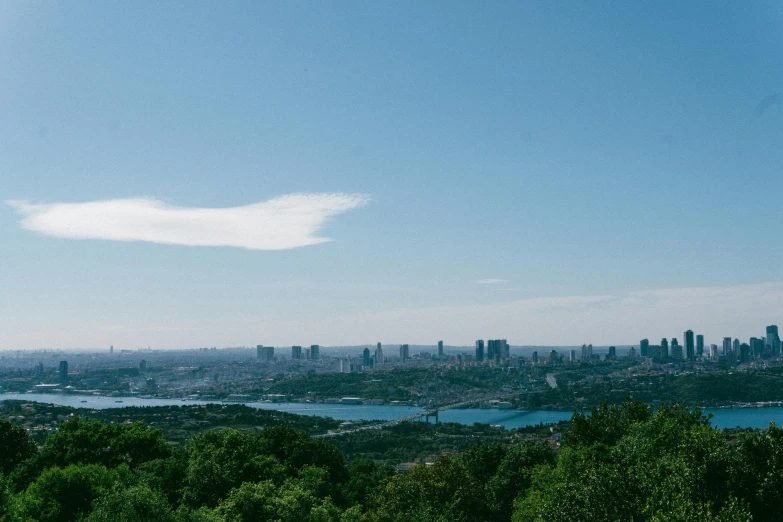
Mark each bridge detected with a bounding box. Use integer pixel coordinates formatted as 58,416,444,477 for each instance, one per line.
317,393,514,438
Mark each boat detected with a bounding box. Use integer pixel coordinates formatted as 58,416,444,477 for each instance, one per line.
115,400,123,403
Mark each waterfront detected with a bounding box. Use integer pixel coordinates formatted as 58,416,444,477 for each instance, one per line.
1,393,782,430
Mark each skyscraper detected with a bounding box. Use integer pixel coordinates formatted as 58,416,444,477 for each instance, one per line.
399,344,409,361
363,347,371,367
640,339,649,357
767,325,781,355
292,346,302,359
531,351,538,363
660,338,669,359
438,340,444,358
258,346,274,361
607,346,616,360
58,361,68,384
684,330,695,361
733,339,740,354
475,340,484,362
375,343,384,367
487,340,496,361
696,335,704,357
710,344,718,359
723,337,732,356
109,345,113,354
310,345,320,360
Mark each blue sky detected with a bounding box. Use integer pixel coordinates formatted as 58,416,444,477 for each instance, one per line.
1,1,782,349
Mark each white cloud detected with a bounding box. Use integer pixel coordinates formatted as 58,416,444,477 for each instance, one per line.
476,278,511,284
6,193,369,250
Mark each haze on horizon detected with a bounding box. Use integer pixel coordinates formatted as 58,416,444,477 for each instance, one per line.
1,2,782,350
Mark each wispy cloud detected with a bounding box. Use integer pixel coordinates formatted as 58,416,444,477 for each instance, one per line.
6,193,369,250
476,278,511,285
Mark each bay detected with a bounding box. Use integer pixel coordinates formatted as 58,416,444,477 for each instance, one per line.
1,393,782,430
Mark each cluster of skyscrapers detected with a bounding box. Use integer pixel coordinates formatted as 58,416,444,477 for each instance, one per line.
474,339,509,362
639,326,780,363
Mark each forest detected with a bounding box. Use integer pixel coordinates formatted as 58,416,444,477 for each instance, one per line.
1,400,782,521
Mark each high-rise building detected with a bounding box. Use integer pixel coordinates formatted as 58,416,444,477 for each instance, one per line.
257,345,264,359
438,341,444,358
671,343,683,360
640,339,649,357
587,344,593,360
723,337,732,356
570,350,577,362
709,344,718,359
257,346,274,361
310,345,320,360
375,343,384,367
500,340,509,359
363,347,371,367
607,346,616,360
292,346,302,359
739,343,751,363
684,330,695,362
660,338,669,359
550,349,558,364
487,340,497,361
399,344,409,361
766,325,781,355
531,351,538,363
733,339,740,354
750,338,765,357
475,340,485,362
339,357,351,373
58,361,68,383
109,345,113,354
696,335,704,357
581,344,588,361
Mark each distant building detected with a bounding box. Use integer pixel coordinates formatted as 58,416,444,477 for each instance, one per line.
399,344,409,362
292,346,302,360
475,340,485,362
375,343,384,367
739,343,751,363
146,378,157,392
670,343,683,360
628,346,637,358
684,330,695,362
487,339,509,361
531,351,538,363
339,358,351,373
569,349,577,362
733,339,740,354
709,344,718,359
549,349,558,364
607,346,616,360
257,345,274,361
661,338,669,359
723,337,732,356
438,340,444,358
58,361,68,384
696,335,704,357
363,347,371,367
750,337,765,357
109,345,113,354
310,345,320,360
767,325,781,355
640,339,649,357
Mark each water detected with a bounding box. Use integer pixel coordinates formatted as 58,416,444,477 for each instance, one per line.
2,393,783,430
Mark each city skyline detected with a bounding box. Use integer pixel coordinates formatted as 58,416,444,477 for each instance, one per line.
2,2,782,349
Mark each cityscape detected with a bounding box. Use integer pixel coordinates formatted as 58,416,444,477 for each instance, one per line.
3,1,783,521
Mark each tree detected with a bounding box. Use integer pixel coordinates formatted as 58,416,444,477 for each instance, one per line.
87,484,176,522
12,464,123,522
0,419,36,476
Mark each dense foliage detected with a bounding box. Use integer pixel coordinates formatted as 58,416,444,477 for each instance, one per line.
2,400,783,521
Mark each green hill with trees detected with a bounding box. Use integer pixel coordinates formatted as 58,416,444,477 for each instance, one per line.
1,400,782,521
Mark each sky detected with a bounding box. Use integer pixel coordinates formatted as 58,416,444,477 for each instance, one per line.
1,1,782,350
